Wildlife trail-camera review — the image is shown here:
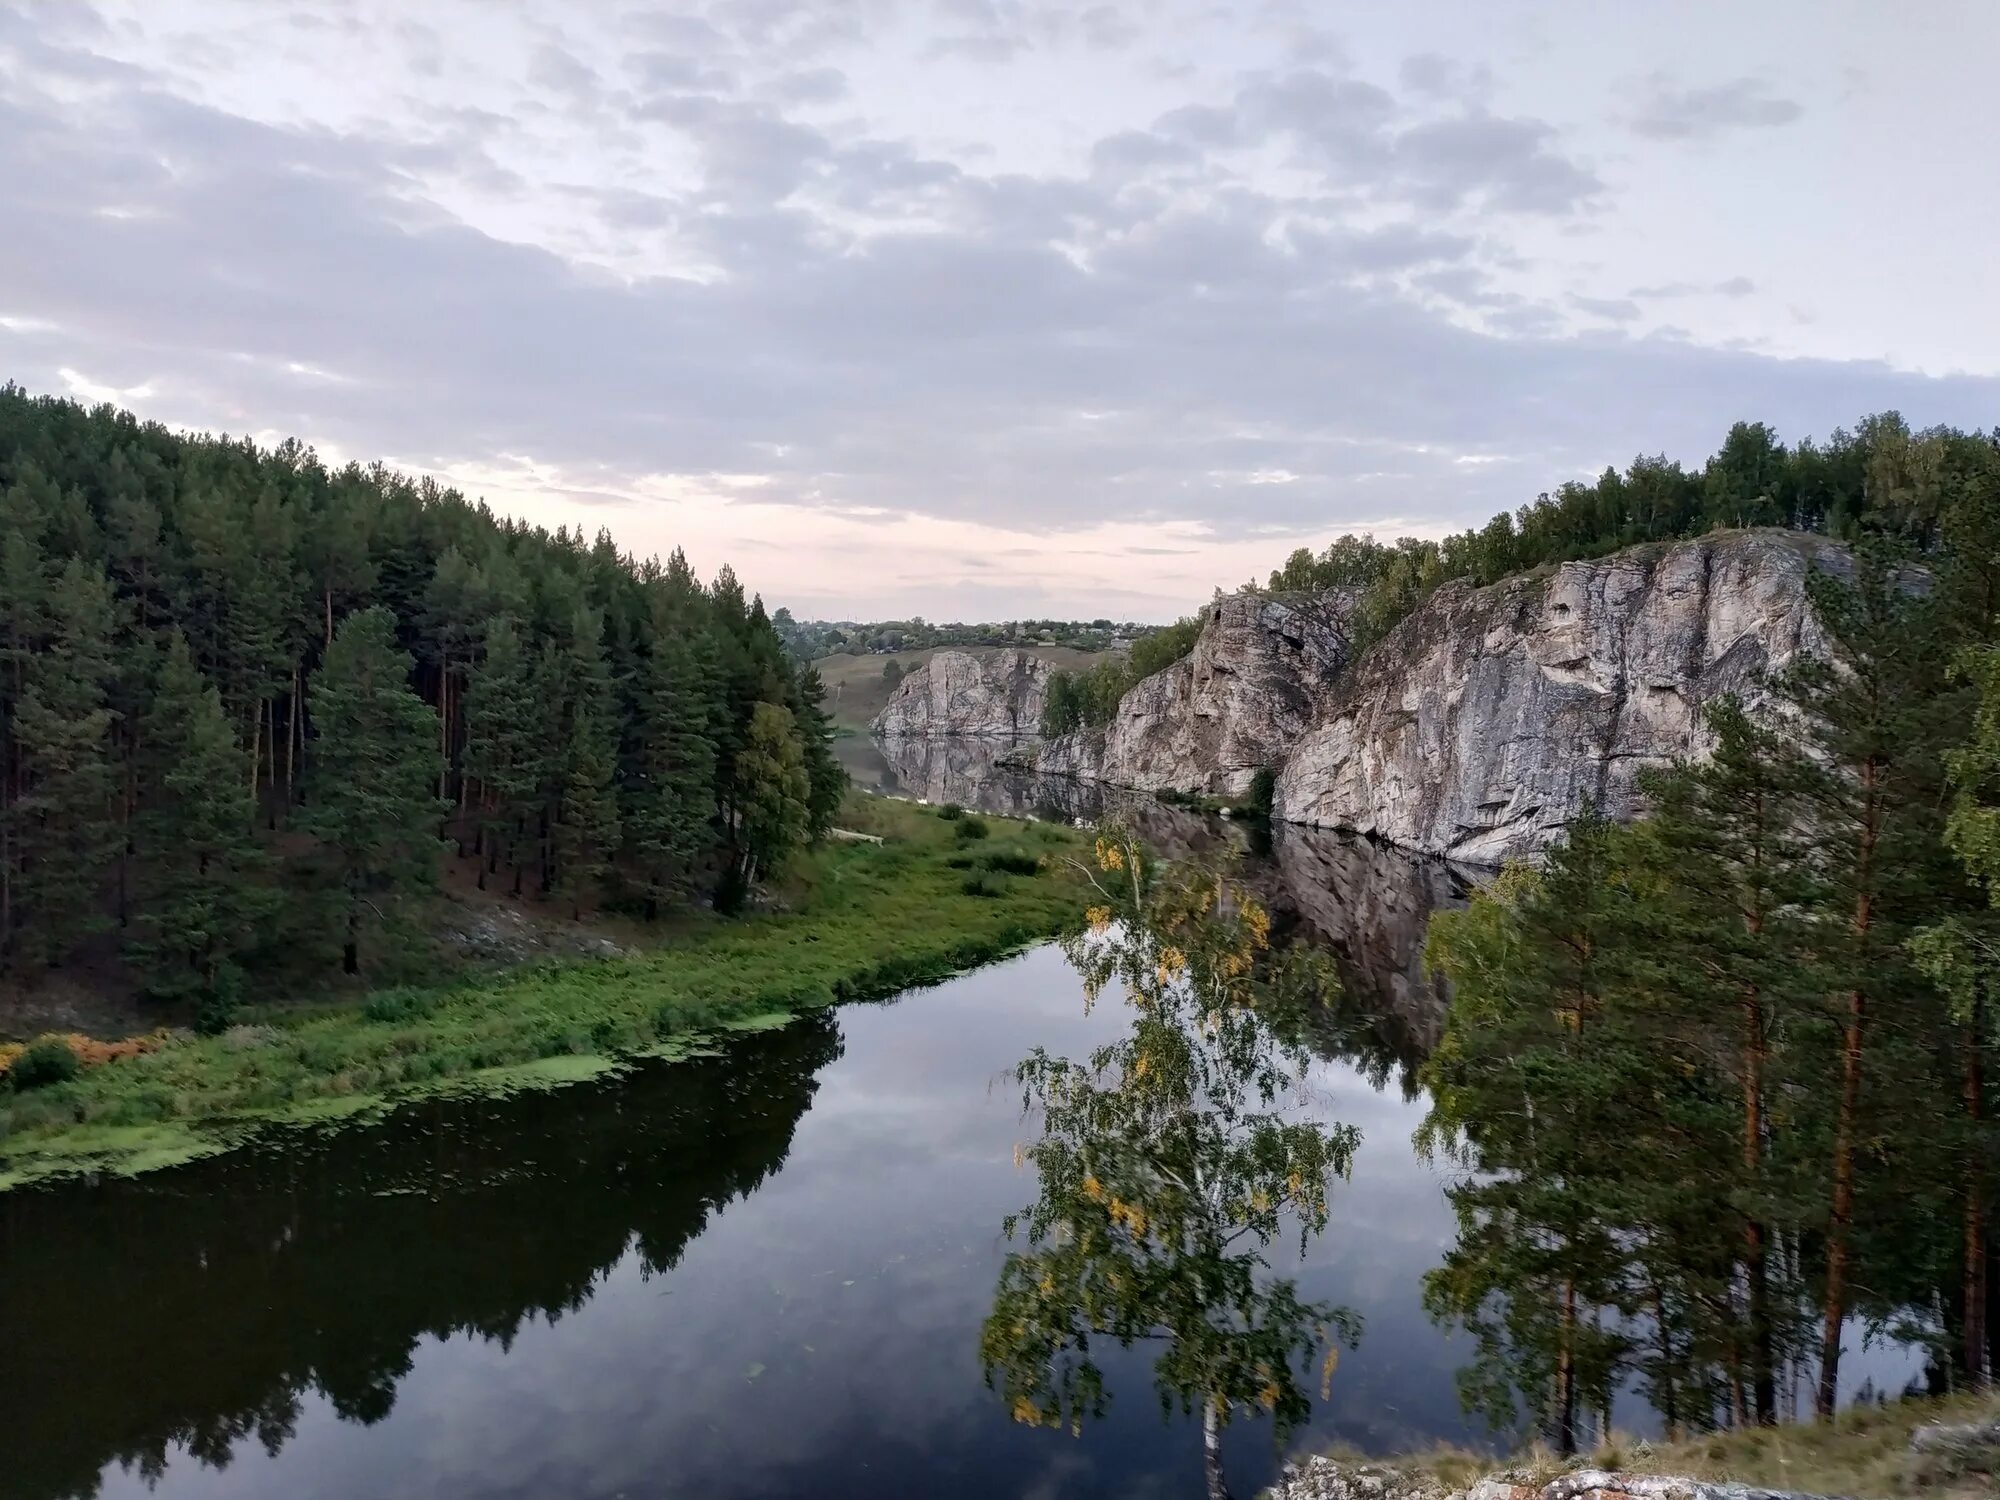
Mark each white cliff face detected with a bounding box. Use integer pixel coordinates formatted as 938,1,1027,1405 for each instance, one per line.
1274,531,1850,864
1031,591,1355,795
871,649,1051,739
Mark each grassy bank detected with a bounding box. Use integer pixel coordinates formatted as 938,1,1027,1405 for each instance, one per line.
1296,1390,2000,1499
0,798,1087,1189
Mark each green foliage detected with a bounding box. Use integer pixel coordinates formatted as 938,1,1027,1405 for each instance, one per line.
130,634,274,1003
733,702,811,884
1421,552,1999,1439
954,814,990,841
301,607,448,975
1260,416,2000,657
937,802,964,820
9,1038,80,1091
1041,616,1202,735
982,828,1357,1493
0,799,1090,1180
0,384,844,986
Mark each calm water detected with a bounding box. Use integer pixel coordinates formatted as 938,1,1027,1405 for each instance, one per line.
2,739,1917,1499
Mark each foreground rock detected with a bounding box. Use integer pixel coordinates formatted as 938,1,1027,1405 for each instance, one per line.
1271,1459,1852,1500
1274,531,1848,863
872,649,1051,739
1028,591,1355,796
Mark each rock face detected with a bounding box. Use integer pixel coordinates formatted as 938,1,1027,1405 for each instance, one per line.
1274,531,1850,864
872,649,1051,740
1031,591,1355,796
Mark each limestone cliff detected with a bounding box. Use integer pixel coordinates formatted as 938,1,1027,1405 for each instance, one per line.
871,649,1050,740
1274,531,1849,863
1028,591,1355,795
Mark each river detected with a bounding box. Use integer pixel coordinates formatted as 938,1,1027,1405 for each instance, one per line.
0,737,1921,1500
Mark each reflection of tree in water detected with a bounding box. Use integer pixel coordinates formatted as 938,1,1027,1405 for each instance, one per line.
0,1012,843,1500
982,829,1361,1500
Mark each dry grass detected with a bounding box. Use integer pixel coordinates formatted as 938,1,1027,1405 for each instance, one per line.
1298,1391,2000,1500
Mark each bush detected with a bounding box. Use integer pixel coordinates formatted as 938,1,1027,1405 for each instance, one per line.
1245,765,1276,818
954,815,990,841
364,988,436,1025
937,802,965,821
961,871,1009,898
8,1038,80,1092
981,848,1041,876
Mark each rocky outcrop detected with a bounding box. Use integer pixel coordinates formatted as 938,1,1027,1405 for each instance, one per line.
1274,531,1850,863
1029,591,1356,796
872,649,1050,740
1270,1461,1852,1500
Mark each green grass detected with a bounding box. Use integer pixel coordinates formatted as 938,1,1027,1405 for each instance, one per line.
0,797,1087,1189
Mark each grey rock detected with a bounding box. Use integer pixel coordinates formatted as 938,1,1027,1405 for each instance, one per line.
872,649,1051,740
1275,531,1850,864
1269,1459,1851,1500
1029,591,1356,795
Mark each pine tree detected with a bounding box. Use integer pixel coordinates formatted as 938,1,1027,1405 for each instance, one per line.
548,604,620,914
130,635,271,1016
1778,554,1968,1415
460,616,542,891
12,559,120,967
1422,814,1657,1452
731,702,809,892
0,492,48,955
791,663,846,840
302,607,444,975
1633,697,1824,1423
625,614,718,917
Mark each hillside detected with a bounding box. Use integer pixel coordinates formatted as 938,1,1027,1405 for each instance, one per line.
816,643,1103,732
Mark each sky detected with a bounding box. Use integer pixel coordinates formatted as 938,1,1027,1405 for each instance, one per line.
2,1,1996,623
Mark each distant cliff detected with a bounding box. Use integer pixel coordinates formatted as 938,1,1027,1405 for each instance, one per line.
871,649,1051,739
1025,592,1355,795
1001,530,1853,864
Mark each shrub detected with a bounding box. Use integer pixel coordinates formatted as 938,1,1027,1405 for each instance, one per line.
961,871,1009,898
195,966,247,1037
937,802,965,821
8,1038,81,1092
981,848,1041,876
954,815,990,841
1245,765,1277,818
365,988,437,1024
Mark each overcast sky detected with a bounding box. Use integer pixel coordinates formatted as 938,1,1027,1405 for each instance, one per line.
3,0,1996,621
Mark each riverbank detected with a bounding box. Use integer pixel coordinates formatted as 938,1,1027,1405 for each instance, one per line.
1272,1390,2000,1500
0,798,1087,1189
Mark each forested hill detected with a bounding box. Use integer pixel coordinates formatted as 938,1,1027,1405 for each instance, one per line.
0,383,844,1021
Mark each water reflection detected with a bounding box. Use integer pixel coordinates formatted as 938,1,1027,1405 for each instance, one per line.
3,743,1508,1500
850,732,1483,1076
985,831,1362,1500
1,1016,842,1500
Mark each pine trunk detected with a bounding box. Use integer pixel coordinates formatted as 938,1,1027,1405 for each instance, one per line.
285,666,299,803
1817,761,1879,1421
1743,987,1775,1423
1817,984,1866,1418
1555,1277,1578,1455
1967,1001,1990,1389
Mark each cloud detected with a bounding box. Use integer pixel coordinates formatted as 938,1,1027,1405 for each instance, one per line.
0,2,1990,621
1627,75,1804,141
1631,276,1759,299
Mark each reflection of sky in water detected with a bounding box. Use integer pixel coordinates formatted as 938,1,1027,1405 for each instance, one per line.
76,947,1482,1500
32,762,1931,1500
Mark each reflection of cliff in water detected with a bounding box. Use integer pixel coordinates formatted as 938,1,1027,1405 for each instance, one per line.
0,1013,842,1500
858,734,1483,1081
1261,821,1485,1092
